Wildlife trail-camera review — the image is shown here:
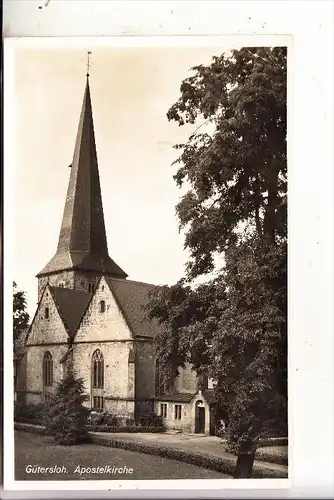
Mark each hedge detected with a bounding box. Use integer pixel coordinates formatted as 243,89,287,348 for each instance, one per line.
15,418,165,434
14,422,288,479
15,417,45,426
15,422,50,436
90,434,288,479
255,447,288,466
88,425,165,433
257,437,288,447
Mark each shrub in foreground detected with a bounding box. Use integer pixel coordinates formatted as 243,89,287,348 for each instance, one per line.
14,401,45,424
44,374,90,445
137,412,164,428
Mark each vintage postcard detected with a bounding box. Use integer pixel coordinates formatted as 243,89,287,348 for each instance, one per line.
3,35,291,493
3,1,334,498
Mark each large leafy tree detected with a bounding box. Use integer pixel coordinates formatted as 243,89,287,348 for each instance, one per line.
13,281,30,342
149,47,287,478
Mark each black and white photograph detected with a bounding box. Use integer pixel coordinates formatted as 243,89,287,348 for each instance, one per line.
3,0,334,497
7,38,289,485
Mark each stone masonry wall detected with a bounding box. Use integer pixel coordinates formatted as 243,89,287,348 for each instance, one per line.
25,286,69,403
72,341,134,417
25,344,68,404
26,287,69,346
73,271,100,294
74,276,132,343
73,277,137,418
37,270,101,301
134,340,156,416
37,271,75,302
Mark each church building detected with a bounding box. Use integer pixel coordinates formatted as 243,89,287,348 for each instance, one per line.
16,74,216,434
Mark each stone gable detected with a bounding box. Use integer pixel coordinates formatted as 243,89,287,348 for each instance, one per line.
74,277,133,343
26,285,68,346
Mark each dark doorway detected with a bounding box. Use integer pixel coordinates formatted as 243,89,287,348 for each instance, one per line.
198,407,205,433
195,401,205,433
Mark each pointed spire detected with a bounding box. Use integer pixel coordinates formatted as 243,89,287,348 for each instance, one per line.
37,77,127,279
86,50,92,78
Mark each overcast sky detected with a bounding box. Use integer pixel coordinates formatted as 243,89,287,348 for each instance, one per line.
12,44,232,317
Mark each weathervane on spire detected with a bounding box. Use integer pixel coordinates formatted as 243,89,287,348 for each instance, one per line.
86,51,92,77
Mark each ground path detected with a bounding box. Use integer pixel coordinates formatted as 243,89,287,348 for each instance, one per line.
15,431,231,481
91,431,288,477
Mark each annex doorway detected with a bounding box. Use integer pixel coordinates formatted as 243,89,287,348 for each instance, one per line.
195,400,205,434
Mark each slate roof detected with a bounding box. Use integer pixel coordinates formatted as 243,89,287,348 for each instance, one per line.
154,389,216,404
37,77,127,279
106,277,163,338
49,286,92,337
154,393,196,403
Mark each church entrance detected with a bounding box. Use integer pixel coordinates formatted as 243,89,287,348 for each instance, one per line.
195,400,205,434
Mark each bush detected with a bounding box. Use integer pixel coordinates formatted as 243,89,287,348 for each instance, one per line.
215,425,227,439
258,437,288,447
90,435,287,479
44,374,90,445
88,425,165,433
88,412,136,427
86,411,165,433
88,411,119,426
14,422,50,436
255,446,288,466
14,422,286,478
14,401,45,424
137,412,164,428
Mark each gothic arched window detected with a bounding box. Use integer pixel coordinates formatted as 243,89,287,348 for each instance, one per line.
155,359,164,397
43,351,53,387
92,349,104,388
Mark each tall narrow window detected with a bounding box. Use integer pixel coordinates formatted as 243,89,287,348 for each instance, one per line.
100,300,106,313
155,359,163,397
44,307,49,319
91,350,104,410
92,396,104,410
174,404,182,420
43,351,53,387
160,403,168,418
92,349,104,388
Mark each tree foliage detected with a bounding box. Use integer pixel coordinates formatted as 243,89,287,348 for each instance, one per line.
169,46,286,278
44,373,90,445
13,281,30,342
149,47,287,472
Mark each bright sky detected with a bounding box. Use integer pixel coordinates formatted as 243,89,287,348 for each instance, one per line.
12,44,229,317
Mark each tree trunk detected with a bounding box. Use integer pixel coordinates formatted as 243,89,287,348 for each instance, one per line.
263,159,279,244
254,172,263,237
234,451,256,478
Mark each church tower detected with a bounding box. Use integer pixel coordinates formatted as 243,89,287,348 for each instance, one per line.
37,75,127,300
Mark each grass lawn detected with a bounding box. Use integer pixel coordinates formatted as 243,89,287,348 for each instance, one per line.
15,431,231,481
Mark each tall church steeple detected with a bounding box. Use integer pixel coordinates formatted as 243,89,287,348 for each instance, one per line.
37,75,127,294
